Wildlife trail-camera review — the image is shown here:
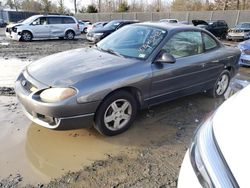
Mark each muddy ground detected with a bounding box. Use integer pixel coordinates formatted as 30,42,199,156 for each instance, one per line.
0,27,250,188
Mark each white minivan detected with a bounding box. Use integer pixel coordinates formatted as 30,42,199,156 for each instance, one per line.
5,15,81,41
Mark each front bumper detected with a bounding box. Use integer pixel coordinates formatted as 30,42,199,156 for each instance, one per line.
239,54,250,66
227,33,249,40
5,29,21,41
178,150,201,188
86,33,101,43
15,71,100,130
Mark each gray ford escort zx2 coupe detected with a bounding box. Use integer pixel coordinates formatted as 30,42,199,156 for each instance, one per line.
15,22,241,136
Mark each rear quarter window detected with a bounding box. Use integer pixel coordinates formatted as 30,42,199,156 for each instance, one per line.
62,17,75,24
203,33,218,51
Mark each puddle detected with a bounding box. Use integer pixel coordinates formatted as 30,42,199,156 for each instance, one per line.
0,96,178,185
0,58,30,87
0,42,9,46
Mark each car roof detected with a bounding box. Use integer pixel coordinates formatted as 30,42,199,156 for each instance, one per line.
135,22,197,31
38,14,74,18
109,20,139,23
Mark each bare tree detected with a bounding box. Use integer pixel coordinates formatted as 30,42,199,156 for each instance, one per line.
58,0,65,13
74,0,77,13
22,0,42,12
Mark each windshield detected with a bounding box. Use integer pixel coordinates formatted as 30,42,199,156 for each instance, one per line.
104,21,121,30
97,25,167,59
236,23,250,29
21,16,39,24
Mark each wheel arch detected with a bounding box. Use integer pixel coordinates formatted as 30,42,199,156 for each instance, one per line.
94,86,144,120
65,29,75,35
225,66,234,77
21,30,33,37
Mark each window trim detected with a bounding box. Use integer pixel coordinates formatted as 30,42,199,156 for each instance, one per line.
162,30,205,59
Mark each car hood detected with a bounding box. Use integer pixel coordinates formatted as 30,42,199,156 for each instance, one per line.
26,48,137,87
6,23,23,28
192,20,208,26
212,85,250,187
238,39,250,49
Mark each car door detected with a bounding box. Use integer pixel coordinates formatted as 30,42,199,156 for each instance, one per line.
199,32,226,88
149,31,208,105
30,17,50,38
48,17,64,37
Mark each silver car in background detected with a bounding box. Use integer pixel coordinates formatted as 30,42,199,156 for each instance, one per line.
5,15,81,41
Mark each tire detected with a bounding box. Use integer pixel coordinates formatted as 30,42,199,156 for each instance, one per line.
65,30,75,40
208,70,230,98
94,91,138,136
220,33,226,39
83,28,87,34
21,31,32,42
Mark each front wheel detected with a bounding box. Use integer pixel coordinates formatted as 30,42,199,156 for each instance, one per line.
208,70,230,98
94,91,138,136
21,31,32,42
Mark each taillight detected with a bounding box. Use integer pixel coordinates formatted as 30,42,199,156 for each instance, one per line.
77,24,79,30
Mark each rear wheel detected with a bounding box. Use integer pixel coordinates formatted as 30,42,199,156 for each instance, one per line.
21,31,32,42
208,70,230,98
94,91,138,136
65,30,75,40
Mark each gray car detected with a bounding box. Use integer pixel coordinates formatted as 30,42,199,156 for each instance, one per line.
5,15,81,41
15,23,241,136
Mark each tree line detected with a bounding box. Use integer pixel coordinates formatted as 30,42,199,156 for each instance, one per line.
1,0,250,14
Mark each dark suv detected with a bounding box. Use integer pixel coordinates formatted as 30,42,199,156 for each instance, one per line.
192,20,228,39
86,20,139,43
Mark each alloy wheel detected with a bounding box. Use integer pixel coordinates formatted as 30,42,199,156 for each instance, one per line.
104,99,132,131
216,74,229,95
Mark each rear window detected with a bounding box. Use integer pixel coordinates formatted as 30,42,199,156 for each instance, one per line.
48,17,62,24
62,17,75,24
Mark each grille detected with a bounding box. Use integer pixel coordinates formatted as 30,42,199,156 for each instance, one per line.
87,33,93,37
19,74,37,93
242,59,250,65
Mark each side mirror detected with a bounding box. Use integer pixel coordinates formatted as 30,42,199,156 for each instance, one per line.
155,51,176,64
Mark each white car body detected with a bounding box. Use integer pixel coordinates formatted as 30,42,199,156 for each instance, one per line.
78,21,91,33
86,22,107,33
178,84,250,187
5,15,81,41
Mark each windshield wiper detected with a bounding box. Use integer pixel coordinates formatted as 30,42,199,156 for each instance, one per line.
105,48,125,58
95,45,124,58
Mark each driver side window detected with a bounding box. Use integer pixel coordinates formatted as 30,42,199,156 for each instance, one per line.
162,31,203,58
32,17,47,25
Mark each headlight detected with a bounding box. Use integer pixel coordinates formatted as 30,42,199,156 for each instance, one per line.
12,27,17,32
190,117,238,188
94,33,103,37
40,88,76,103
243,49,250,55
